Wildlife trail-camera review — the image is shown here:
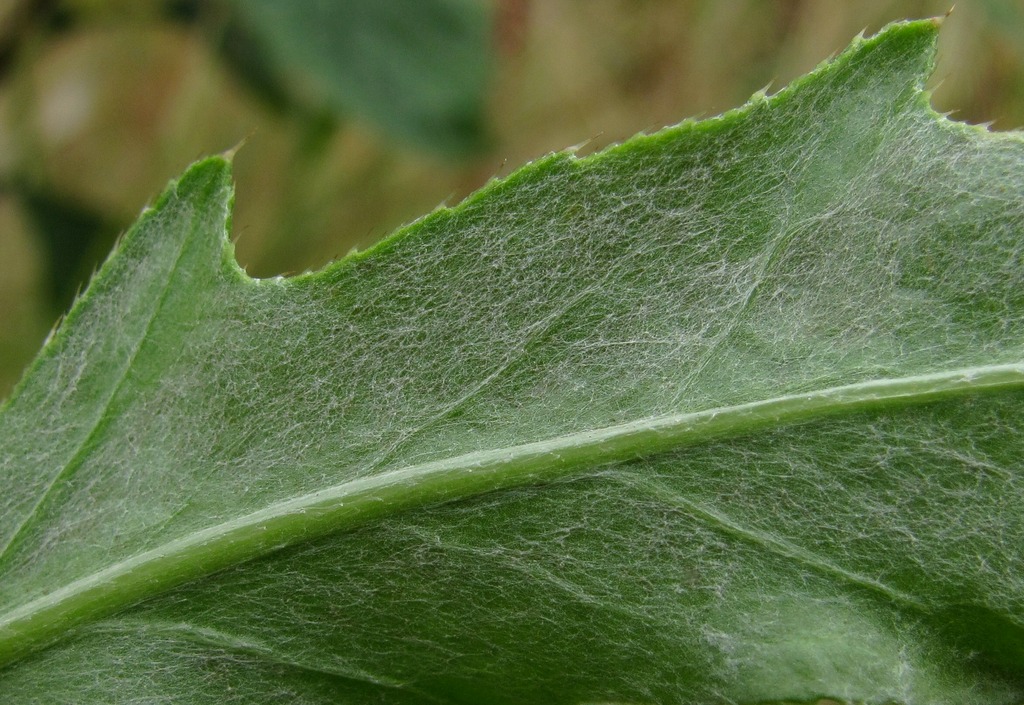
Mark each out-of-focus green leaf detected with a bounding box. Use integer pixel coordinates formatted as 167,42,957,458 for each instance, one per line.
18,184,118,313
2,18,1024,704
223,0,493,154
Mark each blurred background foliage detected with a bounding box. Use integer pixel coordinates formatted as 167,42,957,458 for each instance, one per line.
0,0,1022,398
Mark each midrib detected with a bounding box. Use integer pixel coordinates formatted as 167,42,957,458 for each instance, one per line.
0,362,1022,669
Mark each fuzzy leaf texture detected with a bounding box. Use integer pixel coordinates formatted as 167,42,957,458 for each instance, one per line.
1,18,1024,705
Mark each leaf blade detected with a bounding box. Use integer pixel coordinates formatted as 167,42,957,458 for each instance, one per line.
2,17,1024,704
0,158,234,573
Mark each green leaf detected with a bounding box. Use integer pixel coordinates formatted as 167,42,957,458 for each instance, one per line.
221,0,494,154
17,182,119,314
2,18,1024,704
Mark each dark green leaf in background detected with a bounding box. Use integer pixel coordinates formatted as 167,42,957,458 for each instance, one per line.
2,19,1024,704
18,183,118,313
224,0,494,154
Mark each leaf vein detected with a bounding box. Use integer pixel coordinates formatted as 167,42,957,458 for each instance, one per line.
0,363,1021,668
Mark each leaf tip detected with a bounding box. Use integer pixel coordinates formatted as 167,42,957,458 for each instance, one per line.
220,137,249,163
749,81,773,103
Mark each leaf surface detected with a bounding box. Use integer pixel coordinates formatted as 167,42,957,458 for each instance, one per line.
2,18,1024,704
